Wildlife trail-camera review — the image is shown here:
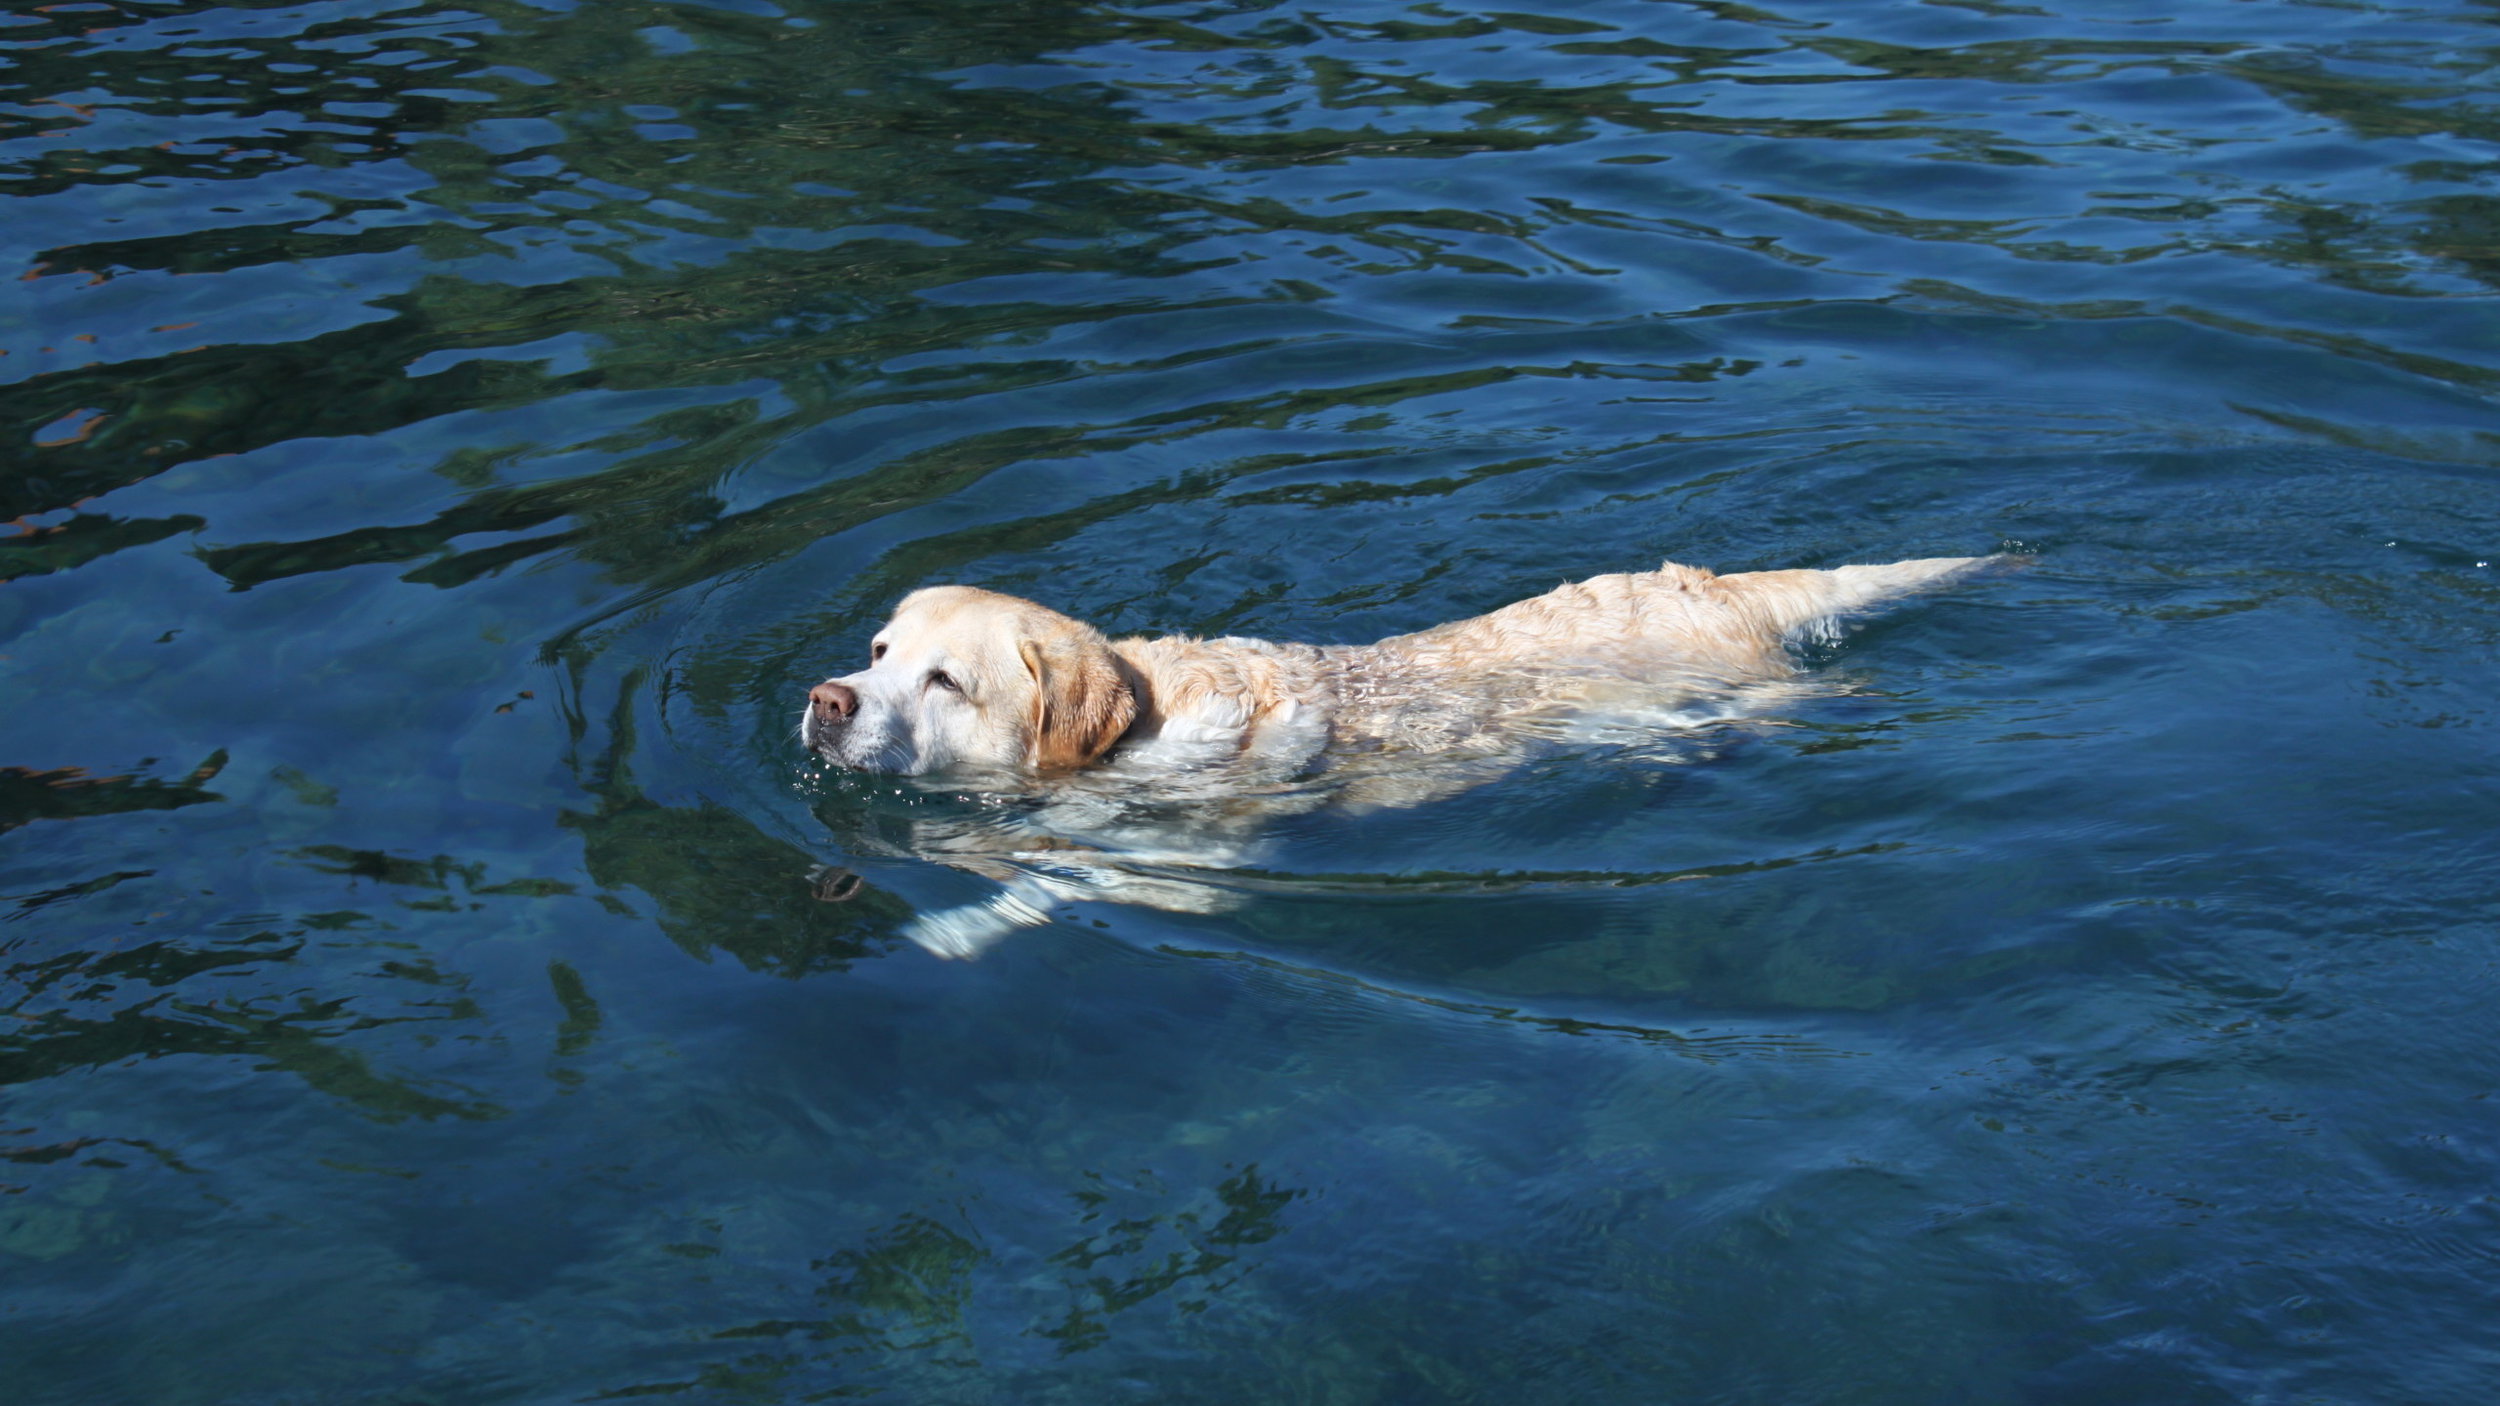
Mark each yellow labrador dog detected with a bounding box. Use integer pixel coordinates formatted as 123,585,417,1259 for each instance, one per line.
803,553,1998,954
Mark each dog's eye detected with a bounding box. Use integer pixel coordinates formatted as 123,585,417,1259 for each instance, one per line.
871,642,887,663
927,669,960,694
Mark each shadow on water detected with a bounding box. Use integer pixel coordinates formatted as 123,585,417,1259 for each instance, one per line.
0,751,227,833
564,666,911,975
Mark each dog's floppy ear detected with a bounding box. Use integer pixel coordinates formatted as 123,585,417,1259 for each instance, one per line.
1018,628,1137,771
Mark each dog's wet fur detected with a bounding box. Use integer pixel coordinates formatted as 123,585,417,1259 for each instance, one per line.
801,553,2003,955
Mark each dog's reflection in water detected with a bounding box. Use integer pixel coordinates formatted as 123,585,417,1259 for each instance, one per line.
800,554,2006,957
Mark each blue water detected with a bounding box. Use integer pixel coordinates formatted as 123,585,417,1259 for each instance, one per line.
5,0,2499,1400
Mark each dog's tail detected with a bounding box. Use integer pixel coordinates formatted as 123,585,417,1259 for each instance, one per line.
1713,554,2004,643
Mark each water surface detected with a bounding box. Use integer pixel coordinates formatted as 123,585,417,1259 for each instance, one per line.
5,0,2499,1400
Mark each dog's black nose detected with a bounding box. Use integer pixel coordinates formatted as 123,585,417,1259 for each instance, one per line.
810,680,857,721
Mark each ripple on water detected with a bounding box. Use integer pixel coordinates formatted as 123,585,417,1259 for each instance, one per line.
6,0,2500,1400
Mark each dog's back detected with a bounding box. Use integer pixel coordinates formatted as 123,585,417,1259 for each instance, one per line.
1371,555,1995,680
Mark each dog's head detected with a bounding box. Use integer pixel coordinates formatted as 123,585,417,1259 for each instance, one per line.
801,586,1137,775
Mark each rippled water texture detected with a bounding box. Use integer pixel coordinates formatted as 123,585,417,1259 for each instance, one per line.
7,0,2500,1400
